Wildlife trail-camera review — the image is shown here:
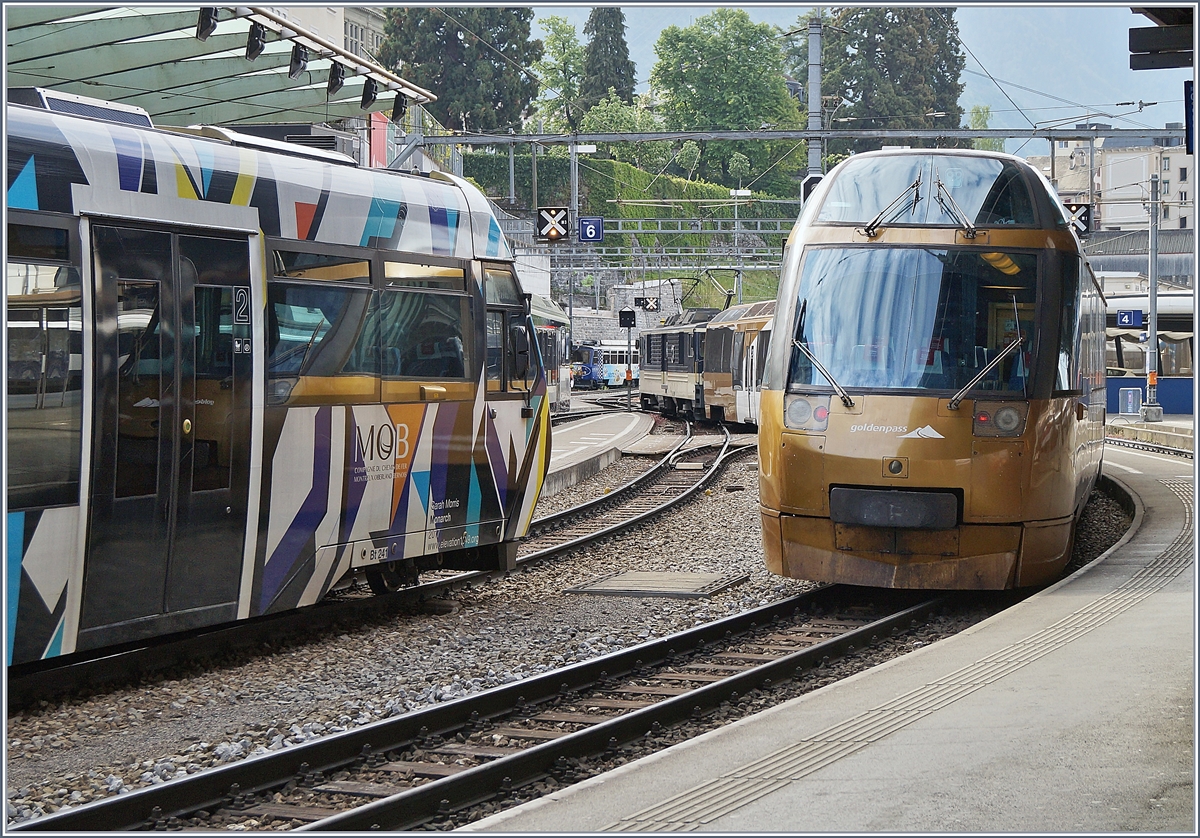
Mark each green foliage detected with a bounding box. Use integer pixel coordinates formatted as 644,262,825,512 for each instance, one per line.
462,151,795,252
970,105,1006,152
579,92,671,171
379,8,542,132
649,9,805,192
728,152,751,185
580,8,637,111
532,16,586,132
787,8,966,155
677,140,700,180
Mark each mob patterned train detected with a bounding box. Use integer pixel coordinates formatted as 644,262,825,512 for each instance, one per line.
6,95,550,665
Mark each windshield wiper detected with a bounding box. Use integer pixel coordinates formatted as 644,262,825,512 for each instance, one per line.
934,174,978,238
947,335,1023,410
792,339,854,408
860,174,922,237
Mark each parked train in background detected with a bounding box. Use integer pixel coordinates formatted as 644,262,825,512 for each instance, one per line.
1104,289,1193,415
531,293,572,412
758,149,1106,591
6,94,551,666
638,302,777,426
571,340,640,389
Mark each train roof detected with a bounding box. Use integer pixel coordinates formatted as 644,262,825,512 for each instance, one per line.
7,102,514,262
803,147,1072,237
530,294,568,325
709,299,776,324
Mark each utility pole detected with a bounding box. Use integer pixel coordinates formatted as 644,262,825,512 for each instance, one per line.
1141,172,1163,421
731,188,751,303
807,15,822,177
508,132,515,203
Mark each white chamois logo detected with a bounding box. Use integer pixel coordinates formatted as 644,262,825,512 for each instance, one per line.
898,425,944,439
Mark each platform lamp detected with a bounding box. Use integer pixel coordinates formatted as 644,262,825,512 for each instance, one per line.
288,44,308,79
327,62,345,95
195,7,218,40
391,94,408,124
245,22,266,61
360,77,378,110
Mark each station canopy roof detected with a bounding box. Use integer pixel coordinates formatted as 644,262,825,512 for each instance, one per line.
5,5,435,126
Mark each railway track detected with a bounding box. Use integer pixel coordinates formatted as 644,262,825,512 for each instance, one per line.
523,425,745,558
8,426,750,709
13,585,943,832
1104,434,1193,460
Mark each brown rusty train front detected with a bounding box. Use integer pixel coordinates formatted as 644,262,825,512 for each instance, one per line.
758,149,1106,590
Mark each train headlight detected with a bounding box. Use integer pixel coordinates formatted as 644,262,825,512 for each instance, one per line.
973,401,1028,437
994,407,1022,432
785,394,831,432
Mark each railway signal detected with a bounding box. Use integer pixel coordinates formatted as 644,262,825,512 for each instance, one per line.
1064,203,1092,236
537,206,569,242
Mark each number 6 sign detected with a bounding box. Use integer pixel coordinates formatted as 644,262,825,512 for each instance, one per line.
578,216,604,243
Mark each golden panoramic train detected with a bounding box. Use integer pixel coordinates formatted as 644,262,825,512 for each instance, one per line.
758,149,1106,590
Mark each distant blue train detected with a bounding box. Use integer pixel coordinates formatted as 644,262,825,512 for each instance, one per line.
571,341,640,389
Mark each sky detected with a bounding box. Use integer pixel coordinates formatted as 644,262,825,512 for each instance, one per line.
532,4,1194,155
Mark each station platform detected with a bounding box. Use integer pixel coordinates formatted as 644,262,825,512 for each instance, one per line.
1107,413,1194,452
544,411,655,496
466,444,1195,832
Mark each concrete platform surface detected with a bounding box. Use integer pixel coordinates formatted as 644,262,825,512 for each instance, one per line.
464,444,1195,833
1107,414,1194,451
543,412,655,496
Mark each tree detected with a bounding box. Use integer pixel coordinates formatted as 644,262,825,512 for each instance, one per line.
532,16,586,132
786,8,966,155
579,91,670,172
580,8,636,111
676,140,700,181
650,9,804,191
970,105,1006,152
728,152,751,186
379,8,542,132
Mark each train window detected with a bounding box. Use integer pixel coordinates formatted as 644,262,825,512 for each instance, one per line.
485,311,504,389
275,250,370,284
385,260,465,290
756,332,770,386
7,238,83,509
815,155,1036,228
377,290,469,379
732,336,745,388
9,224,69,261
1160,336,1193,376
484,267,522,305
1055,259,1081,392
266,282,376,402
787,246,1038,394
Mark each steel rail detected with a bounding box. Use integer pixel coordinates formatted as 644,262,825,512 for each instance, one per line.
14,585,940,832
1104,435,1194,459
528,422,694,533
9,427,744,709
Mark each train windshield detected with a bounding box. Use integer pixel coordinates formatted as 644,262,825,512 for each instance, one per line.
788,246,1038,394
816,155,1037,228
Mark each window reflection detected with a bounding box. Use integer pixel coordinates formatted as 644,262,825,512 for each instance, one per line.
788,247,1039,393
6,252,83,509
816,154,1037,227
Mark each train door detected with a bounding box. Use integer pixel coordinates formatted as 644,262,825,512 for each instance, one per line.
79,225,252,649
732,330,749,422
750,325,771,424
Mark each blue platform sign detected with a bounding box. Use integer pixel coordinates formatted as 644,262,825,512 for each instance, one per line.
578,217,604,242
1117,309,1144,328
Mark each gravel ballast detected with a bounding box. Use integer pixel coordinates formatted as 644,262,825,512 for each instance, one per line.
5,451,1131,825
